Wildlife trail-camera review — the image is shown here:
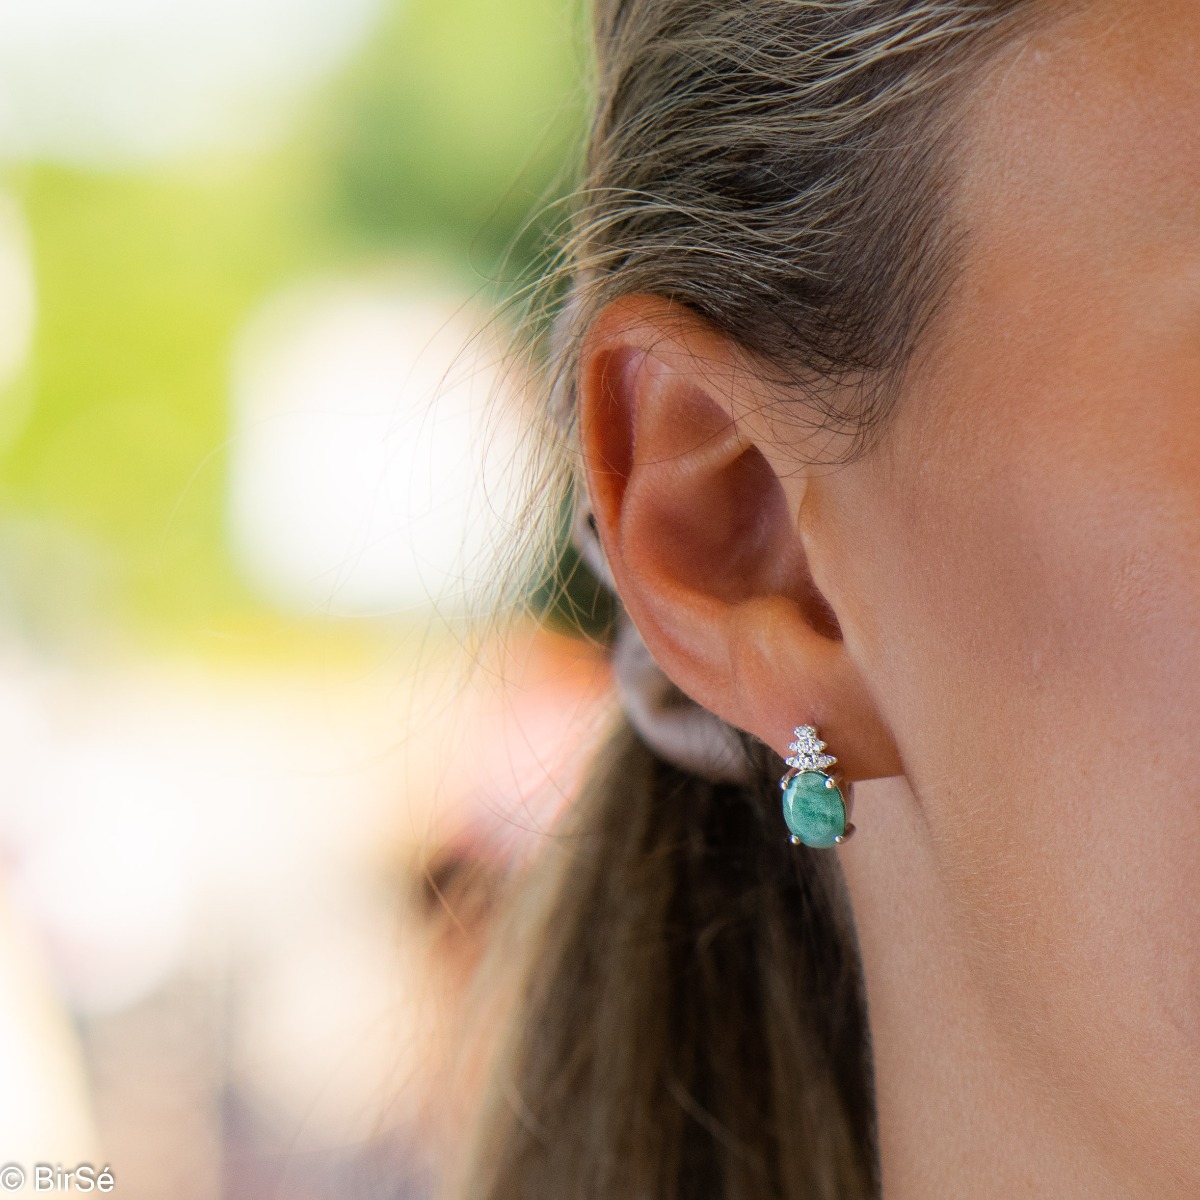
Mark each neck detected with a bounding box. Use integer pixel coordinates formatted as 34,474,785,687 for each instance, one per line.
839,776,1153,1200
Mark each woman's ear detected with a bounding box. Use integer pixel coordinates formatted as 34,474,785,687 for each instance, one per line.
577,293,902,780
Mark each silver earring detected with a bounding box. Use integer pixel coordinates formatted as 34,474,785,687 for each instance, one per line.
780,725,855,847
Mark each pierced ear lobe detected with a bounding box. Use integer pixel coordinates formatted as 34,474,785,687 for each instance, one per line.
576,294,902,782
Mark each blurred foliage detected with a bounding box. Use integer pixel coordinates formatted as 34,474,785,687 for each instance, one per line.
0,0,588,645
1,164,315,634
321,0,587,274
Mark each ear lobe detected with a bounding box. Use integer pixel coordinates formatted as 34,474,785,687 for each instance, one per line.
577,294,901,781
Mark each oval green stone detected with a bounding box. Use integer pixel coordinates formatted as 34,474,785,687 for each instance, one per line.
782,770,846,848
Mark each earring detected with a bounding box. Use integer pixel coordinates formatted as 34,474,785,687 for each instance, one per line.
780,725,855,848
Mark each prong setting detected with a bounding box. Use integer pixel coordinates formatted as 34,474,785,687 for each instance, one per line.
781,725,850,849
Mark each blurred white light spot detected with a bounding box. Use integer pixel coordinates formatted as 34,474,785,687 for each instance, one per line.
2,719,193,1015
0,0,388,165
229,272,531,619
0,193,35,436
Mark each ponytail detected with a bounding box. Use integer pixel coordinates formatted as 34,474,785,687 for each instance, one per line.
452,712,877,1199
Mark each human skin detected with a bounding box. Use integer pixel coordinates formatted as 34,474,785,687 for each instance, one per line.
577,1,1200,1196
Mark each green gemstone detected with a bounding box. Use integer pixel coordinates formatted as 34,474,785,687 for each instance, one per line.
782,770,846,848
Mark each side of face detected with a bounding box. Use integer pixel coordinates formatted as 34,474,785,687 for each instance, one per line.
576,0,1199,1180
813,0,1200,1167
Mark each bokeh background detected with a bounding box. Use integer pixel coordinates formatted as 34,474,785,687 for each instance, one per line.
0,2,617,1195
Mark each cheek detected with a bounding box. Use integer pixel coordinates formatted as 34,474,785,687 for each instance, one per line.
821,319,1200,1123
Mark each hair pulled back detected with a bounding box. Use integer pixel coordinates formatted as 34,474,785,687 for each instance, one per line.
455,4,1038,1198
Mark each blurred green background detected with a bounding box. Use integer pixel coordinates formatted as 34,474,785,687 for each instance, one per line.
0,9,620,1195
0,0,587,648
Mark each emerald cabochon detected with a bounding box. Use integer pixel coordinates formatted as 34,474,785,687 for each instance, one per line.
781,770,847,848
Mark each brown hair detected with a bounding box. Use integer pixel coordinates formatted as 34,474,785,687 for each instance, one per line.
454,3,1042,1197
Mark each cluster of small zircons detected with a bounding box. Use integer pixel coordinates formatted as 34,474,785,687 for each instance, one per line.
786,725,836,773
